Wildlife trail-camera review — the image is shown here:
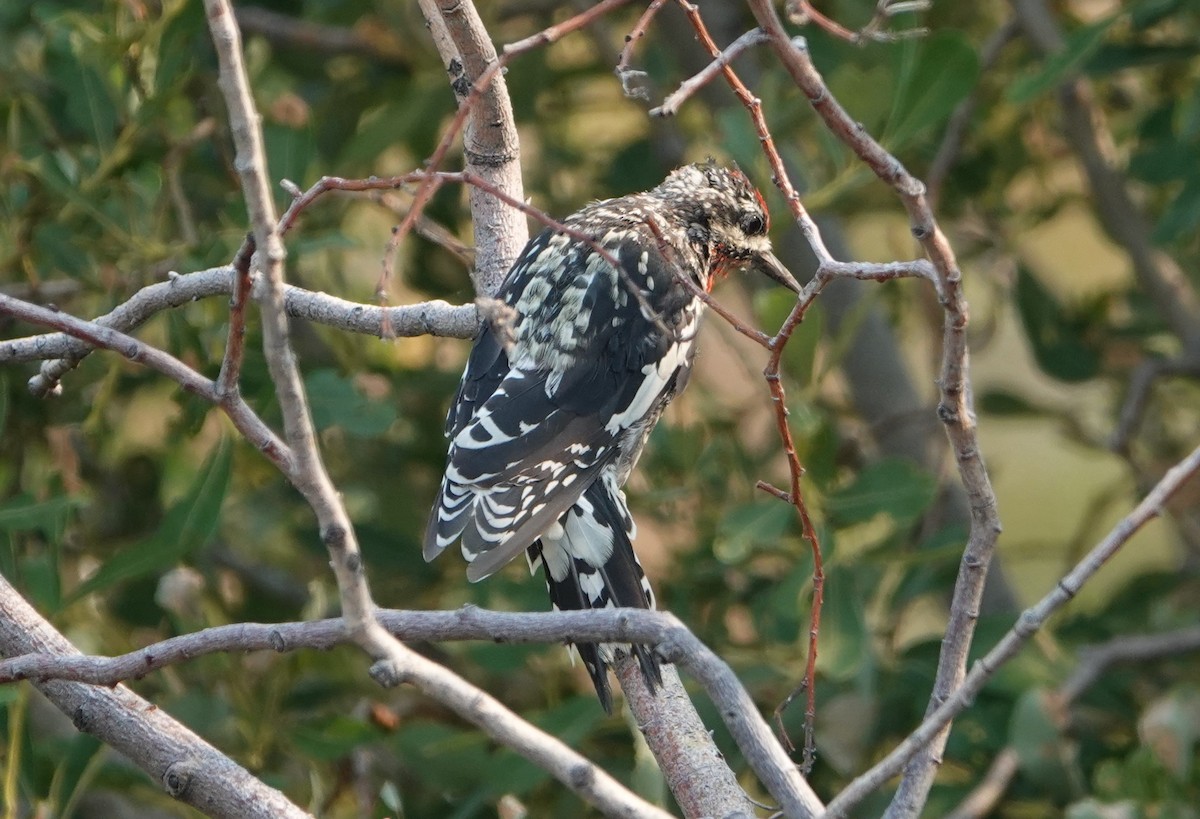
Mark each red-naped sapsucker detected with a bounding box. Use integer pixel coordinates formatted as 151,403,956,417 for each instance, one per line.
425,163,802,711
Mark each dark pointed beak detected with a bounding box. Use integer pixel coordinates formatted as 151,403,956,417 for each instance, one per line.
755,251,803,294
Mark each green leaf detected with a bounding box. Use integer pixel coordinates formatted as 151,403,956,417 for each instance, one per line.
1152,174,1200,244
826,458,937,528
887,32,979,149
48,733,104,818
753,563,808,643
1129,140,1196,185
0,495,78,537
1009,688,1076,796
293,716,385,761
714,500,796,563
1008,15,1120,104
1014,266,1101,382
264,123,314,196
50,39,118,150
306,369,397,438
978,389,1045,416
1088,42,1200,73
1131,0,1186,29
20,552,62,612
816,565,868,680
392,722,490,793
67,440,232,602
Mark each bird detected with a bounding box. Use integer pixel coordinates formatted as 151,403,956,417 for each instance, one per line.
424,162,802,712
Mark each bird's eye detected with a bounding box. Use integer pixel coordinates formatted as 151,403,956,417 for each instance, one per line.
740,213,766,236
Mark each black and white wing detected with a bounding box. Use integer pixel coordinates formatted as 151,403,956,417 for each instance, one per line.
423,226,695,581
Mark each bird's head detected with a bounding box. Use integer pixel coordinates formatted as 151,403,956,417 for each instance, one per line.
653,162,802,295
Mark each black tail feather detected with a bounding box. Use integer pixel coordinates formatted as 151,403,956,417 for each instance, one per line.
527,482,660,712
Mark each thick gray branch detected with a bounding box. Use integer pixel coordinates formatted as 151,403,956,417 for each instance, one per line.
615,657,758,817
0,573,309,819
1,268,479,396
0,606,826,817
419,0,527,295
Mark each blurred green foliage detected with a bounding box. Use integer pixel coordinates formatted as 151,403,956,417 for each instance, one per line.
2,1,1199,817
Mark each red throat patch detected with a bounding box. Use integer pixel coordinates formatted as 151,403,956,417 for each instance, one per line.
707,254,735,292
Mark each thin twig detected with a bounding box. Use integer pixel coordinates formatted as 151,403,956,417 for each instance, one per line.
1,267,479,375
743,4,1001,812
674,2,833,771
0,294,292,472
652,29,769,117
926,20,1019,208
644,214,772,348
616,0,668,99
763,284,826,773
205,0,396,668
216,233,255,396
1110,356,1200,453
823,439,1200,817
943,748,1020,819
235,6,407,65
786,0,929,44
946,624,1200,819
678,2,834,265
1010,0,1200,358
1059,625,1200,705
395,0,635,302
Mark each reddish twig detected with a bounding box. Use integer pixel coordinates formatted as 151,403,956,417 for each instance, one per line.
395,0,636,298
216,233,255,396
671,0,833,771
675,2,833,265
786,0,930,44
644,215,772,348
742,3,1002,812
376,191,475,264
762,285,826,773
616,0,669,99
772,678,808,754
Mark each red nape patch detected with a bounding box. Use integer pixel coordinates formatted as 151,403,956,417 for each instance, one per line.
751,187,770,232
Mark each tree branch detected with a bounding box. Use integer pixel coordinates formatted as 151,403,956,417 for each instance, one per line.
1009,0,1200,357
0,266,477,390
0,573,310,819
0,294,293,472
205,0,418,675
421,0,527,296
651,28,769,117
946,624,1200,819
614,656,759,817
823,439,1200,817
742,5,1003,813
0,606,827,817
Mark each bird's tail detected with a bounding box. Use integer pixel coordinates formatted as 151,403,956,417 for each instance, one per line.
526,478,661,713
